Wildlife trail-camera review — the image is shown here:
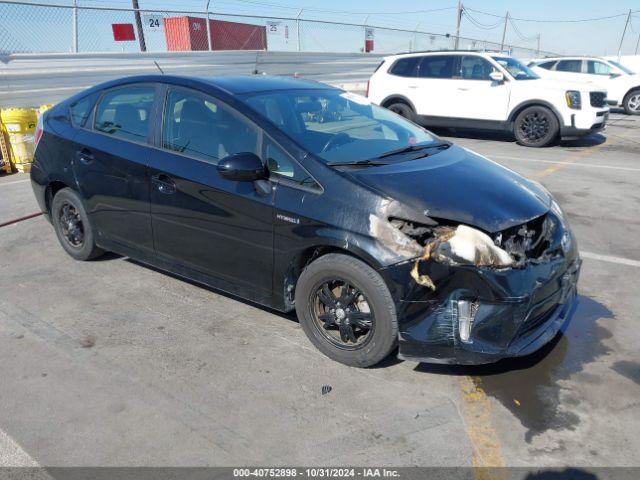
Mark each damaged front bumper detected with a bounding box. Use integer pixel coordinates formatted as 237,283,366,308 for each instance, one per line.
380,239,582,365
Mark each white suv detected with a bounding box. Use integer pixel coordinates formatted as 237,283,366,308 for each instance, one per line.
529,56,640,115
367,51,609,147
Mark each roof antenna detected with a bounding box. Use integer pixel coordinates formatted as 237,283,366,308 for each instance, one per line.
154,61,165,75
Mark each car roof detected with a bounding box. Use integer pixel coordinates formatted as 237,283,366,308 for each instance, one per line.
199,75,330,94
534,56,606,62
385,50,506,60
83,74,332,97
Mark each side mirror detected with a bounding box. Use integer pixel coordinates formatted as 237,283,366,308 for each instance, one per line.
217,152,266,182
490,71,505,83
609,73,621,79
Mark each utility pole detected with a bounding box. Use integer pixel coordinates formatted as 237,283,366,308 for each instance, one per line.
453,0,463,49
72,0,78,53
618,9,632,60
132,0,146,52
635,32,640,55
536,34,540,56
205,0,212,51
500,11,509,51
411,22,421,52
296,9,303,52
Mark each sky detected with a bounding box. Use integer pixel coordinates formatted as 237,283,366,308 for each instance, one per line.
4,0,640,55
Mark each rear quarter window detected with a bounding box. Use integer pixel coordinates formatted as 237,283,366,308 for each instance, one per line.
537,60,557,70
389,57,419,77
69,92,100,127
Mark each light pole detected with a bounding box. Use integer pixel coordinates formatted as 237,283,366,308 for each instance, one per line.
206,0,212,51
72,0,78,53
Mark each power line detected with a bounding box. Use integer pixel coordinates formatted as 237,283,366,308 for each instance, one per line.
508,17,536,41
226,0,457,16
462,9,503,30
465,6,635,23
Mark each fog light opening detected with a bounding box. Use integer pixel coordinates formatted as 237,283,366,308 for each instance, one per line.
457,300,479,344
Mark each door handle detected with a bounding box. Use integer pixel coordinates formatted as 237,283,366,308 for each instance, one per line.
457,87,469,91
76,148,94,165
151,173,176,195
408,85,419,88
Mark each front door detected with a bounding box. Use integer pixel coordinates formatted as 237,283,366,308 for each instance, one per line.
147,86,275,300
72,84,157,256
448,55,511,121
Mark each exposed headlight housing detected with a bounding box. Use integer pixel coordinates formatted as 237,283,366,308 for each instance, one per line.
432,225,514,268
565,90,582,110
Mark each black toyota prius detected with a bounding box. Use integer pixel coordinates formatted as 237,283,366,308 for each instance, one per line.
31,74,581,367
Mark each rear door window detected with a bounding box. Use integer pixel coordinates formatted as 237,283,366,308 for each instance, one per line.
556,59,583,73
417,55,456,79
389,57,420,77
94,86,155,143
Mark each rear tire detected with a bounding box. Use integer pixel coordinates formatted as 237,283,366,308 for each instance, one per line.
514,106,559,147
295,254,397,367
386,102,415,122
622,89,640,115
51,188,104,261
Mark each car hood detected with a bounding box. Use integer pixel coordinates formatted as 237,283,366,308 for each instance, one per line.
347,145,552,233
529,76,607,92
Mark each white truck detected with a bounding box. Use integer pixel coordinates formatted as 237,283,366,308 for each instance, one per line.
367,51,609,147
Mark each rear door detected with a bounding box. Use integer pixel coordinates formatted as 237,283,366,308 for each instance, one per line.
382,56,421,106
147,86,275,300
72,84,157,256
447,55,510,121
410,55,458,117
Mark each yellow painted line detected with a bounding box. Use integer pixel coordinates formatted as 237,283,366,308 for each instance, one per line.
459,376,508,480
532,137,616,180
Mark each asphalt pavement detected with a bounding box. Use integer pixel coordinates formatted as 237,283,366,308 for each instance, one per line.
0,111,638,475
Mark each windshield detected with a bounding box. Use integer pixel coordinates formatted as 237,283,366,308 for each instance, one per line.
609,60,635,75
492,56,539,80
242,89,439,163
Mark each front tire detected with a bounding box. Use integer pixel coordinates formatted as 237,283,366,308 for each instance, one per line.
51,188,103,261
623,89,640,115
295,253,398,367
514,106,559,147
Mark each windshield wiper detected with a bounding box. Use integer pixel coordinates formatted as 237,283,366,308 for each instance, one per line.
377,141,451,159
326,159,391,167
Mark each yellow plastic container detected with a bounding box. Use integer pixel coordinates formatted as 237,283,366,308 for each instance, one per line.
0,107,38,168
39,104,54,116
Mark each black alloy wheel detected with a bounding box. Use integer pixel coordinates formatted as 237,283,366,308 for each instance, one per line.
311,279,374,349
514,106,559,147
58,202,84,248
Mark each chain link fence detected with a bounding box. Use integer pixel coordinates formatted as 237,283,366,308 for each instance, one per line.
0,0,554,58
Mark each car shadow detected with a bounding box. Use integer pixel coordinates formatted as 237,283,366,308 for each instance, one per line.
433,127,607,148
124,258,298,323
413,295,614,442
